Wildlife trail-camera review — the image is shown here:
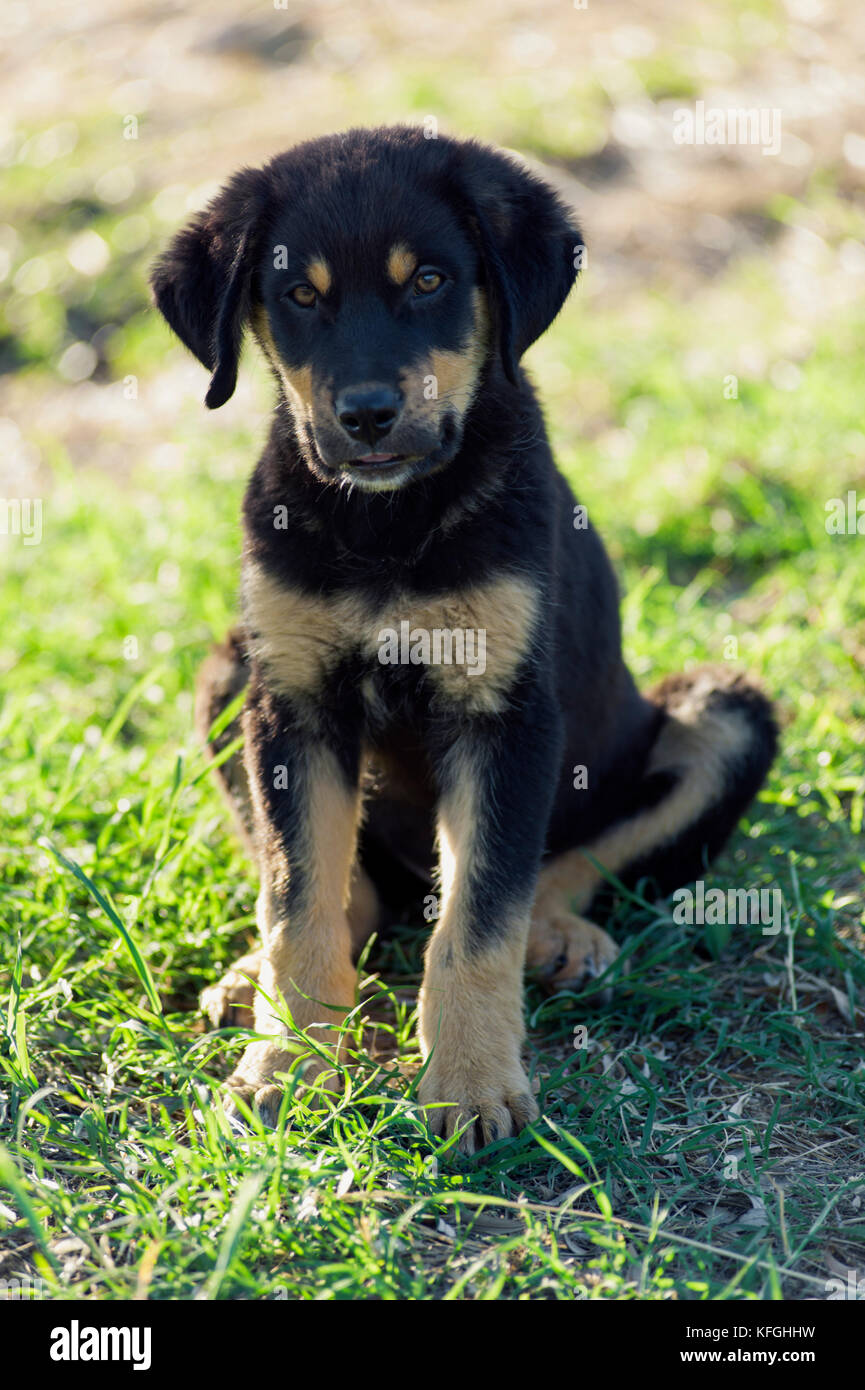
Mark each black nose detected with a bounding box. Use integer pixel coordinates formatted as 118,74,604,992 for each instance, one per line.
334,383,402,447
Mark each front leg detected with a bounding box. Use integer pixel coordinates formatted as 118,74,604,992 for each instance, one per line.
227,673,362,1121
419,694,562,1152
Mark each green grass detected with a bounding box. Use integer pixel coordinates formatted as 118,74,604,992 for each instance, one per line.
2,271,863,1298
1,0,864,1300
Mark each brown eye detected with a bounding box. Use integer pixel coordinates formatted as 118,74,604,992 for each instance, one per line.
289,283,316,308
413,268,443,296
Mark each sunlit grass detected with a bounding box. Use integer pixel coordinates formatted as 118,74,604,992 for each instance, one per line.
1,0,864,1298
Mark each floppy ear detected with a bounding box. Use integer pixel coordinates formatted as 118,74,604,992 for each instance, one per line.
451,145,582,384
150,167,270,408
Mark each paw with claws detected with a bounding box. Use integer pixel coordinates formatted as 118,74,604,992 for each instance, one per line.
418,1050,539,1155
199,949,262,1030
527,912,620,1000
417,944,539,1155
202,947,352,1127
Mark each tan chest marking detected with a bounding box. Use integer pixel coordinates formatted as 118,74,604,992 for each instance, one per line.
391,577,538,712
243,563,368,696
243,563,540,711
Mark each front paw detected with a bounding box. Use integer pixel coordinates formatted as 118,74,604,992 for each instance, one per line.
225,1037,343,1128
417,1052,538,1155
224,1040,297,1126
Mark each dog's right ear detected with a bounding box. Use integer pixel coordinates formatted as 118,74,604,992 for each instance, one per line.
150,167,270,408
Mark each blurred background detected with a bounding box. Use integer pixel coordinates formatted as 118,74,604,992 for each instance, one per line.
3,0,865,477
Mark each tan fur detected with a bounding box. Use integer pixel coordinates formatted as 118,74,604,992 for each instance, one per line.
252,291,489,470
386,242,416,285
200,949,261,1029
200,644,758,1140
523,672,756,995
241,562,368,697
436,745,484,906
247,739,361,940
525,910,619,996
243,560,539,713
419,913,537,1149
400,571,538,713
228,741,362,1104
397,289,490,437
200,861,380,1031
427,290,490,416
533,678,755,916
251,307,315,414
417,746,537,1150
195,639,742,1038
305,258,332,296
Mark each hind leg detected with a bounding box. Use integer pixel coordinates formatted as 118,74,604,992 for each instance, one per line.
194,627,257,857
528,666,777,994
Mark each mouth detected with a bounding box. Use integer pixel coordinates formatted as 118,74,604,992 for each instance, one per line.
305,414,461,492
339,451,417,488
351,451,406,469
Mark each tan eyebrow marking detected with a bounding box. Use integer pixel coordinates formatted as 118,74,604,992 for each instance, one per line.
386,242,416,286
304,259,332,295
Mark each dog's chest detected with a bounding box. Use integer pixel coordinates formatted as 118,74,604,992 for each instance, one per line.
242,560,539,715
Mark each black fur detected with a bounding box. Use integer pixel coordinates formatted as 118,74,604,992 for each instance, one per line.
152,126,777,952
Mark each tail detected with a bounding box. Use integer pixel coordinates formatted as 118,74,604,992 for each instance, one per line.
628,664,779,897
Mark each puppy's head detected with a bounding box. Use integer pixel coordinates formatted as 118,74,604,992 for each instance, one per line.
151,127,581,492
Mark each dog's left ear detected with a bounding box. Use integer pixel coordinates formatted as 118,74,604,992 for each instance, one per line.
150,167,271,408
450,144,582,384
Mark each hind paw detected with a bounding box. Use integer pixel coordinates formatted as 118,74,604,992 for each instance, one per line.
200,949,262,1029
527,913,620,1001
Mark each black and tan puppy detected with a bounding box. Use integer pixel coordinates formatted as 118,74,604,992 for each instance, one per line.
151,127,777,1153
